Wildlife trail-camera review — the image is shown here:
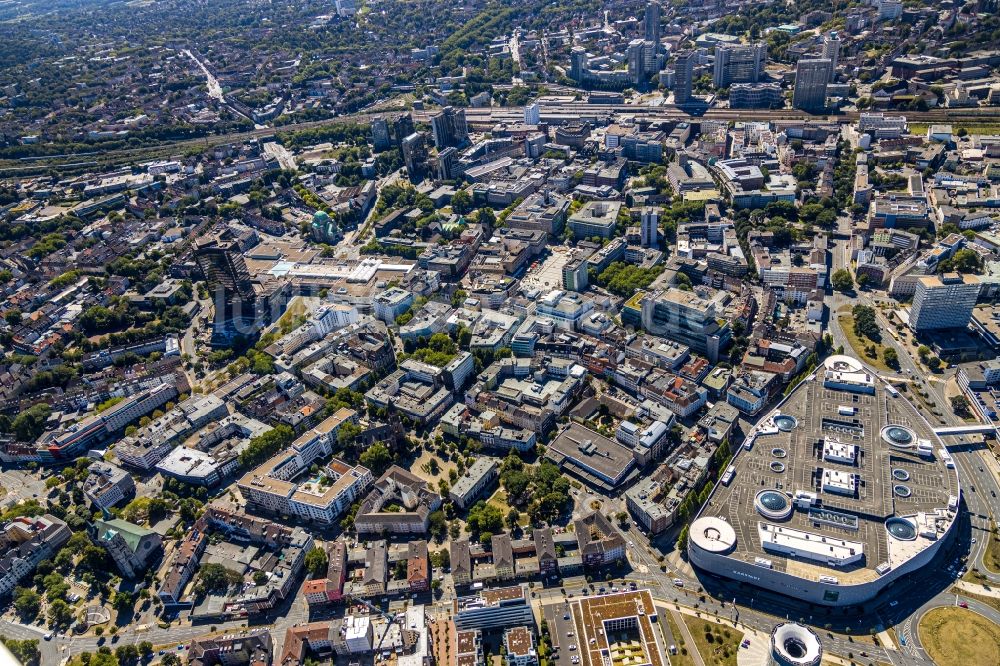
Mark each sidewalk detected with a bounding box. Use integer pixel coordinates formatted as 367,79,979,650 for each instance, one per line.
954,580,1000,599
877,629,898,650
670,609,707,666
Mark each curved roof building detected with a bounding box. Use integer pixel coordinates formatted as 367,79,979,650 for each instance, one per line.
770,623,822,666
688,356,960,605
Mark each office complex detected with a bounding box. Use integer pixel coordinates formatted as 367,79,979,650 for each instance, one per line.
641,288,732,362
568,200,622,240
454,585,534,631
640,206,658,247
83,461,136,510
562,250,591,292
688,356,960,606
643,2,660,44
31,382,179,463
565,591,667,666
393,113,415,147
822,32,841,82
524,102,540,125
627,39,658,88
730,82,784,109
195,236,262,345
712,43,766,88
570,47,588,83
430,106,469,149
792,59,831,112
909,273,980,332
371,117,392,152
673,51,695,105
237,410,373,525
402,132,429,180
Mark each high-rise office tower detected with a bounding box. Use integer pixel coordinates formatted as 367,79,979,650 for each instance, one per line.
909,274,979,332
712,43,767,88
436,146,458,181
570,47,588,83
792,58,831,112
401,132,429,180
644,3,661,44
195,237,258,345
673,51,695,105
392,114,414,148
822,31,841,82
627,39,658,88
640,207,659,247
524,102,540,125
196,238,254,302
371,117,391,152
430,106,469,150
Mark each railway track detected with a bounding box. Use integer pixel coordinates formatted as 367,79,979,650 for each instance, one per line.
2,103,999,176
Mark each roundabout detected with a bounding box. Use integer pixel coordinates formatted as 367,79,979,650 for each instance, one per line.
918,606,1000,666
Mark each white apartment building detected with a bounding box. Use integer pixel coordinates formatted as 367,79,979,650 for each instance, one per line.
909,273,979,332
237,409,374,524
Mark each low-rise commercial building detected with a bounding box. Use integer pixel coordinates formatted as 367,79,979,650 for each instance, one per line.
454,585,535,630
354,466,443,536
83,461,135,510
0,515,72,598
449,458,500,509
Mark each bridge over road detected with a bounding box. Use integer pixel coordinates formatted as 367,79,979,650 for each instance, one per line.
933,424,998,437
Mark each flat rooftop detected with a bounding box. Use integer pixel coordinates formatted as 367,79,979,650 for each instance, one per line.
697,357,959,585
572,589,665,666
547,422,636,490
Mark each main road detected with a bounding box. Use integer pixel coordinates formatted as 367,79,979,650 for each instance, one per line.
2,575,311,662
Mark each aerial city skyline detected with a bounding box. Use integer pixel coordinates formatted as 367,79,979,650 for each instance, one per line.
1,1,999,665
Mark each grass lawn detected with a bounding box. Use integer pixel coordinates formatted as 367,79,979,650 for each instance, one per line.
909,122,1000,137
410,448,455,487
837,313,891,372
663,611,697,666
486,488,529,526
487,488,511,513
682,615,743,666
918,607,1000,666
985,527,1000,574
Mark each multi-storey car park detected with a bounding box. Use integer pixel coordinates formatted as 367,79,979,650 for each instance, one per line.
688,355,961,606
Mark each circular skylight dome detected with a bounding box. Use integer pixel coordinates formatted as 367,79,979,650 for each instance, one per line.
755,490,793,520
886,517,917,541
882,425,917,448
770,623,823,666
774,415,798,432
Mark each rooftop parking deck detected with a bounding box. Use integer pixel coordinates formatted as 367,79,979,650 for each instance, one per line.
696,355,960,586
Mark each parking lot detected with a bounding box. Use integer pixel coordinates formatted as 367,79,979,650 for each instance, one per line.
543,599,578,665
